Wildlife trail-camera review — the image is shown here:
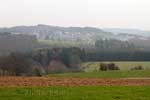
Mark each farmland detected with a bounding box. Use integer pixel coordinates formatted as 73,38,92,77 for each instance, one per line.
1,61,150,100
1,76,150,87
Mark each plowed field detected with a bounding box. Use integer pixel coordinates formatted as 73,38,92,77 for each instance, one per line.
0,76,150,87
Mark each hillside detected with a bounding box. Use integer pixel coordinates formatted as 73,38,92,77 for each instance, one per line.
0,24,113,42
0,33,38,55
0,25,150,48
104,28,150,37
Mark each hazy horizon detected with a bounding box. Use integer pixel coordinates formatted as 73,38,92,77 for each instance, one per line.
0,24,150,32
0,0,150,30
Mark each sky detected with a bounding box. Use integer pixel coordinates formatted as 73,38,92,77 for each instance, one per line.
0,0,150,30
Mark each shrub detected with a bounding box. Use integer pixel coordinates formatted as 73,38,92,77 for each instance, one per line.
131,65,143,70
99,63,120,71
107,63,120,70
99,63,108,71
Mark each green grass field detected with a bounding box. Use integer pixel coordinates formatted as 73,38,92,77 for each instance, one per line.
39,40,93,47
48,70,150,78
0,86,150,100
82,61,150,72
48,61,150,78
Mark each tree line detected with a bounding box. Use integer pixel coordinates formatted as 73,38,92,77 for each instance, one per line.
0,45,150,76
0,47,82,76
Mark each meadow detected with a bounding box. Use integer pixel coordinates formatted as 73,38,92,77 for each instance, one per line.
48,70,150,78
81,61,150,72
39,40,92,47
48,61,150,78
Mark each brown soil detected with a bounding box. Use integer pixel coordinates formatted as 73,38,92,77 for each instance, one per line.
0,76,150,87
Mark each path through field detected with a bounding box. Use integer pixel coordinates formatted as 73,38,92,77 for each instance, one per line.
0,77,150,87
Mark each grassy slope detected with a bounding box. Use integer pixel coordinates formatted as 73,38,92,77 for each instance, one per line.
0,86,150,100
82,61,150,72
48,70,150,78
39,40,92,47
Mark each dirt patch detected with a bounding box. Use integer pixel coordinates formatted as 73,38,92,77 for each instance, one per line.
0,76,150,87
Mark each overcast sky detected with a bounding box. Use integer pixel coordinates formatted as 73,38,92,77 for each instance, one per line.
0,0,150,30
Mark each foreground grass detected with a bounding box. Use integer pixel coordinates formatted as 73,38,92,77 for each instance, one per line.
0,86,150,100
48,70,150,78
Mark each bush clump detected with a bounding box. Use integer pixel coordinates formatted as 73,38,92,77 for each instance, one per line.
130,65,143,70
99,63,120,71
99,63,107,71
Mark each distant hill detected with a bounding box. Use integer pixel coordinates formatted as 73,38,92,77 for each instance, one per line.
1,25,150,48
103,28,150,49
103,28,150,37
0,24,114,42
